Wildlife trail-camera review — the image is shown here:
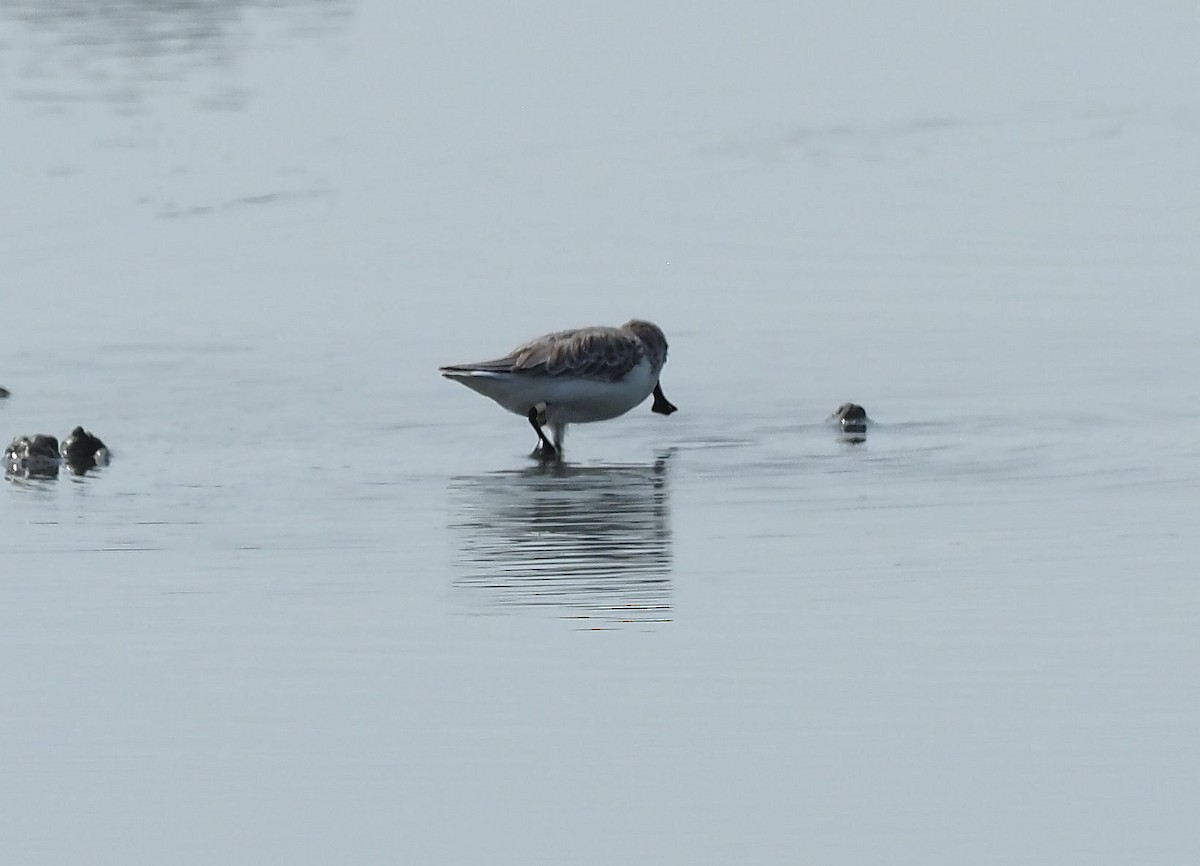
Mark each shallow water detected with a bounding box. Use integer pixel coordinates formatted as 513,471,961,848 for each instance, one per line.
3,2,1200,863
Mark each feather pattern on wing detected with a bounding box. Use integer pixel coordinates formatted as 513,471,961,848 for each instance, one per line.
446,326,646,382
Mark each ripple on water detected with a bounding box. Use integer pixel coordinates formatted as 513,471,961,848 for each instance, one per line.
1,0,351,110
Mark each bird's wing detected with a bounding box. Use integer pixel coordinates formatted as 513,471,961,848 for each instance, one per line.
442,327,643,382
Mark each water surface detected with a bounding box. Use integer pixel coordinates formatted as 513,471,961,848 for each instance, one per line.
2,2,1199,863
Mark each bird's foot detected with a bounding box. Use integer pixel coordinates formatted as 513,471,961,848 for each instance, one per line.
531,442,558,461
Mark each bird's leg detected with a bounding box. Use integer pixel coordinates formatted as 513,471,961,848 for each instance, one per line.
651,382,678,415
527,406,556,458
550,422,566,458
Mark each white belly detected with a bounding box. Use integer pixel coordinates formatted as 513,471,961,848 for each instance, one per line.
449,358,658,424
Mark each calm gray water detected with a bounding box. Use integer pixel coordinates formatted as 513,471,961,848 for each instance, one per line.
3,2,1199,863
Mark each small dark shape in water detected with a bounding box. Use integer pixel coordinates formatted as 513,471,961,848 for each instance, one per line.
0,386,10,398
5,434,62,478
828,402,870,439
61,426,110,474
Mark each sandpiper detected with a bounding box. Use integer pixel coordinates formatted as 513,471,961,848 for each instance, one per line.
440,319,677,458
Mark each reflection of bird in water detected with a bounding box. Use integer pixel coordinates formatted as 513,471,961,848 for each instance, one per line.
449,453,673,624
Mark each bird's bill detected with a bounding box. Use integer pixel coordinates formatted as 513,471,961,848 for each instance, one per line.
651,382,677,416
